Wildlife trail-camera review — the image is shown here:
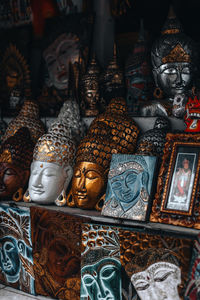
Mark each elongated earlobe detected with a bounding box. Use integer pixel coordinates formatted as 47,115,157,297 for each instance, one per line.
55,189,67,206
23,189,32,202
66,188,76,207
13,188,24,202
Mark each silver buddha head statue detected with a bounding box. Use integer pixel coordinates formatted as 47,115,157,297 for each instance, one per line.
151,7,198,100
25,122,76,206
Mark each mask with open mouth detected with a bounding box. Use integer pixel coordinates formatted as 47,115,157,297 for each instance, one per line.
184,96,200,132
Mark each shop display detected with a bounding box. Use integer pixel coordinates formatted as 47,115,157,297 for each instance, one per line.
0,127,34,201
141,7,198,117
150,133,200,229
24,121,76,205
0,3,199,300
102,153,157,221
67,97,139,210
1,100,45,144
0,204,35,294
31,207,81,299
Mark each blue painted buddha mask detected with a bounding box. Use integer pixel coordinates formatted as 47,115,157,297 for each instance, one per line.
81,256,121,300
108,156,149,212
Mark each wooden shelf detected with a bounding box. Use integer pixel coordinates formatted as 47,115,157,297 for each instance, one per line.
3,200,199,239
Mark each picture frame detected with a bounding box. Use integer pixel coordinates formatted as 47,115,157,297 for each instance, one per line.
150,133,200,229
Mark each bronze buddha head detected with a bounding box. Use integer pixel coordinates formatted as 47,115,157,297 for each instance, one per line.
68,97,139,210
0,127,34,201
81,55,100,117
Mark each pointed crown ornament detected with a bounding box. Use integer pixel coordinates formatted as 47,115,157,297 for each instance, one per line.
101,44,124,91
151,6,197,69
82,55,100,90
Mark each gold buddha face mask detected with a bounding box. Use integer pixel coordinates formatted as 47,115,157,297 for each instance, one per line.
71,162,106,210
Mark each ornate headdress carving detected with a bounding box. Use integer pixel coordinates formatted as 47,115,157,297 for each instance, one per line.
0,127,34,169
108,160,145,179
162,43,191,64
0,207,31,247
125,248,180,277
151,6,197,69
1,100,45,144
82,55,100,89
101,44,124,92
33,121,76,168
0,44,31,96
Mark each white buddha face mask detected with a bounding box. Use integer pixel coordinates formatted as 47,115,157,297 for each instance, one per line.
28,160,72,205
131,262,181,300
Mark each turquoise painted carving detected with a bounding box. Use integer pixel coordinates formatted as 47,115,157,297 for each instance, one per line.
0,204,35,294
81,224,121,300
102,154,157,221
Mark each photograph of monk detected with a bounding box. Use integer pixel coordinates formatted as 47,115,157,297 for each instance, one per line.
166,152,196,212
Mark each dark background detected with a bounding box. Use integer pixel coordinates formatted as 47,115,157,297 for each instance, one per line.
115,0,200,42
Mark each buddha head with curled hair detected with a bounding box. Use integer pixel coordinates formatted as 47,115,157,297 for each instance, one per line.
25,121,76,206
0,127,34,201
68,97,139,210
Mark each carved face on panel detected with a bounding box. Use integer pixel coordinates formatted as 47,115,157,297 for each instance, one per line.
47,237,80,285
102,155,158,221
154,62,192,99
0,236,21,280
0,162,29,199
72,162,106,209
131,262,181,300
43,33,79,90
0,205,34,294
28,161,72,204
81,257,121,300
110,169,143,208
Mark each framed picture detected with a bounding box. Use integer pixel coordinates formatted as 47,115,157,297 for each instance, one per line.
150,133,200,229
